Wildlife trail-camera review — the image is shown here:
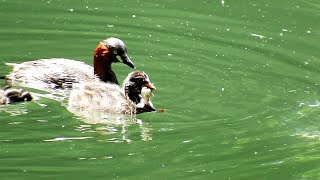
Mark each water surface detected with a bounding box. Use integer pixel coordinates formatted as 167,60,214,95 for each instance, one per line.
1,0,320,179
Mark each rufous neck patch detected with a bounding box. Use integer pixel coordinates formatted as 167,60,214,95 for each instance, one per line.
94,43,109,58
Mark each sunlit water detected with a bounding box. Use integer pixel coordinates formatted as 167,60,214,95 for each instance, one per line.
1,0,320,179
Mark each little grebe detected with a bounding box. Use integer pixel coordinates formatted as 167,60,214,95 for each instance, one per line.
4,37,135,90
0,86,32,105
68,71,156,115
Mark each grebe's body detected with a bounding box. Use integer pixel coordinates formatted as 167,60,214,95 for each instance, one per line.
5,37,135,90
68,71,156,115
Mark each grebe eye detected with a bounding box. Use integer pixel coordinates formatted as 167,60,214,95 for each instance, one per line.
113,50,117,55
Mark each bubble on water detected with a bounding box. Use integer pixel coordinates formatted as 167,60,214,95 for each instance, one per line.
221,0,225,6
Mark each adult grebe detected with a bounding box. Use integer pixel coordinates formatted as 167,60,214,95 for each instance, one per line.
4,37,135,90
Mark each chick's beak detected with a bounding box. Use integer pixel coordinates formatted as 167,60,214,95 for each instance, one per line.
120,53,135,69
144,82,156,90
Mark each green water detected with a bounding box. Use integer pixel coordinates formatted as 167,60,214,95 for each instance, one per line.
1,0,320,179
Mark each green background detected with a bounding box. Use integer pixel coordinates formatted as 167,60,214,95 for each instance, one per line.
1,0,320,179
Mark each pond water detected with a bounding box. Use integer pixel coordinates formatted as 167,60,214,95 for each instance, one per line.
0,0,320,179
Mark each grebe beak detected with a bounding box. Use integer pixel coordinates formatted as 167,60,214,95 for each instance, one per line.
120,53,135,69
143,82,156,90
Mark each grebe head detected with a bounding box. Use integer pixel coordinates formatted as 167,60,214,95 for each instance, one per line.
123,71,156,113
94,37,135,84
101,37,135,68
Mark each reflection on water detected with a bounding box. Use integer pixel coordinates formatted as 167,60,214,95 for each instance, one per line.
78,156,114,161
43,136,93,142
0,102,30,116
69,107,153,142
0,82,154,143
0,87,153,143
294,131,320,140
